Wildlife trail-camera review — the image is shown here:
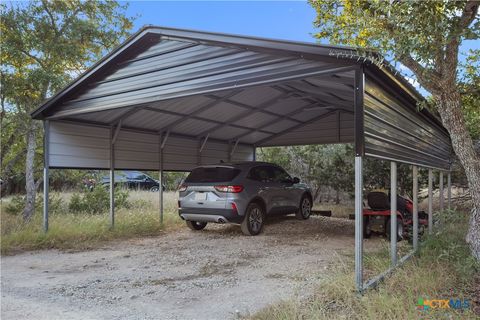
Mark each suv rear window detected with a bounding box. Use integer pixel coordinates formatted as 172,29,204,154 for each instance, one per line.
185,167,240,183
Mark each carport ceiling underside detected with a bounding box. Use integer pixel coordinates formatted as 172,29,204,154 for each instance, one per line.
32,26,452,171
48,77,355,147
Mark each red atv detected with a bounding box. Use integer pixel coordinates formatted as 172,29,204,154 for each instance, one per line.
363,191,428,241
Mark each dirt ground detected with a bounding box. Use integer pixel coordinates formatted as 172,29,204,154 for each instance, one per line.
1,216,382,320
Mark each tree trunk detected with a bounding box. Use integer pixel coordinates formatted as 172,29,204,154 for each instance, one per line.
22,121,37,222
436,90,480,260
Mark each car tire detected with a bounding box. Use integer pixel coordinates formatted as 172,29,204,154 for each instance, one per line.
295,195,312,220
150,186,159,192
363,216,372,238
186,220,207,231
241,202,265,236
386,216,404,241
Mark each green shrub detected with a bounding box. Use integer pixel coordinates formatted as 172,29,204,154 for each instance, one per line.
68,193,83,213
36,193,66,215
68,185,129,214
4,195,25,215
4,193,66,215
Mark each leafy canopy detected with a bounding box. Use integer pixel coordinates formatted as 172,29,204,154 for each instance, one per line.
0,0,134,188
309,0,479,94
1,0,134,111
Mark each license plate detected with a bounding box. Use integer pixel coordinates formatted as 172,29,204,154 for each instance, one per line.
195,192,207,201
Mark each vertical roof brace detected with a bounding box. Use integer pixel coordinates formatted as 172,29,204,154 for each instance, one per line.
160,130,170,149
230,139,240,156
199,134,209,153
111,120,122,145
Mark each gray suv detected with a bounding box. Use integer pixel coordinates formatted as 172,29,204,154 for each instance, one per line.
178,162,312,235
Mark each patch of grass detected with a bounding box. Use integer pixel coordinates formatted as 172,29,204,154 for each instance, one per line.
1,191,183,254
253,209,479,320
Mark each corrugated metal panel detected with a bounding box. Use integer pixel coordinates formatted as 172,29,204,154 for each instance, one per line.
229,86,282,105
290,107,342,122
71,108,131,124
122,109,181,131
264,98,310,114
149,95,215,115
261,111,354,147
364,76,451,169
196,102,248,122
234,112,277,128
44,38,342,118
200,141,229,164
48,121,255,171
49,122,110,168
172,118,218,136
263,119,298,133
209,126,250,140
231,145,255,162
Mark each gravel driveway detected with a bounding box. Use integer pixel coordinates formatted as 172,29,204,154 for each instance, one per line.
1,216,375,320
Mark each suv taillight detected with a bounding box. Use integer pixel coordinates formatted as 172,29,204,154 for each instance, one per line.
178,185,187,192
214,185,244,193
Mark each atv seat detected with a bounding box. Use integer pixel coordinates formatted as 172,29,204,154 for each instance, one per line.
367,192,390,210
367,191,408,213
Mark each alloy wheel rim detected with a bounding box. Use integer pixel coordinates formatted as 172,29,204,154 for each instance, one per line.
249,208,262,232
302,199,311,217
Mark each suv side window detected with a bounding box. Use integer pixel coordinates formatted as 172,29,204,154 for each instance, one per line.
271,166,292,183
131,172,147,180
248,166,273,182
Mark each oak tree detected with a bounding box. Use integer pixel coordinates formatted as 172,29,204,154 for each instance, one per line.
309,0,480,258
1,0,134,221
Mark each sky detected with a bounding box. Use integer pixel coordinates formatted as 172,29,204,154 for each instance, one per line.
123,1,479,51
124,1,319,43
122,0,479,95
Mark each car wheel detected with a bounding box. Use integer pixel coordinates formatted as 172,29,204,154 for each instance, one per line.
295,195,312,220
150,186,159,192
386,216,404,241
186,220,207,231
241,202,265,236
363,216,372,238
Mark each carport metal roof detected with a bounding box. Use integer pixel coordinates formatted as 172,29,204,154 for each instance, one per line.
32,26,454,294
32,26,451,170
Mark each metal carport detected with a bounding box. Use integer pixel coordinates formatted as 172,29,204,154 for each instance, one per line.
31,26,453,292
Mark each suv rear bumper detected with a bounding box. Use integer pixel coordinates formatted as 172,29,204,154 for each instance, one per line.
179,208,243,224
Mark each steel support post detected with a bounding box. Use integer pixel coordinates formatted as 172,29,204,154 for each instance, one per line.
43,120,50,232
390,162,398,266
354,156,363,292
439,171,444,211
353,66,364,293
109,127,115,229
159,135,164,225
428,169,433,234
447,172,452,210
412,165,419,251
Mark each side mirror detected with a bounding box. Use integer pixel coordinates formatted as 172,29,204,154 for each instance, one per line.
292,177,300,184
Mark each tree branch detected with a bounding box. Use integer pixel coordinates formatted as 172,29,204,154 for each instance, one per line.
445,1,479,77
370,11,444,93
19,49,45,69
457,0,479,31
398,54,442,94
41,0,58,35
58,8,81,36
